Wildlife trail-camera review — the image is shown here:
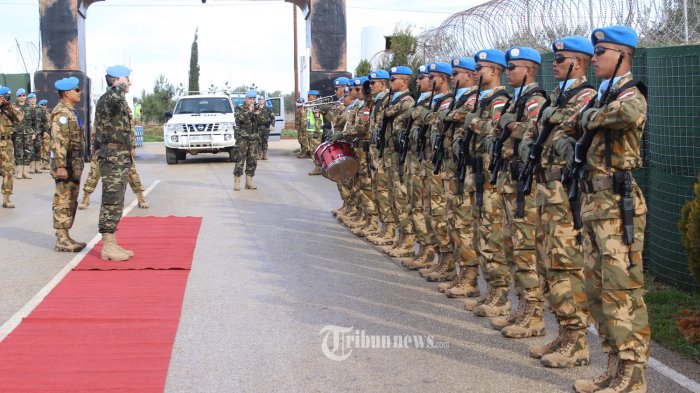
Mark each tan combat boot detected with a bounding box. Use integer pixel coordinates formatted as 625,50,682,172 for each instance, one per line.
78,192,91,210
387,234,416,258
596,360,647,393
33,161,42,173
136,191,149,208
473,286,510,317
346,211,367,229
21,165,31,179
530,325,565,359
308,166,322,175
101,233,131,261
381,232,403,254
54,229,84,252
464,285,492,311
261,150,268,160
365,223,387,244
418,250,449,278
491,298,523,330
574,353,619,392
446,265,480,298
541,328,590,368
331,204,345,217
351,215,376,237
402,244,436,270
234,176,241,191
15,167,22,179
2,193,15,208
359,219,383,238
437,265,462,293
368,223,396,246
245,175,257,189
501,300,546,338
425,252,457,282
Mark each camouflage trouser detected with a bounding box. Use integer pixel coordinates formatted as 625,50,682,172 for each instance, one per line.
83,154,145,194
307,132,322,155
233,137,259,177
426,167,449,253
370,144,393,224
356,144,377,216
97,153,131,234
446,164,477,268
14,129,33,165
407,150,433,246
337,178,354,207
0,141,15,194
297,128,309,153
473,183,512,288
583,214,649,363
53,179,80,229
260,128,270,153
537,199,588,331
499,173,541,300
387,149,413,234
32,133,43,158
41,133,51,166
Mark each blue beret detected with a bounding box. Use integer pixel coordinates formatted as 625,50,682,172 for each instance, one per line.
417,64,429,75
106,65,132,78
389,66,413,76
296,97,305,103
360,76,369,83
54,77,80,91
307,90,320,96
245,90,257,98
27,92,36,99
333,77,350,87
475,49,507,68
369,69,390,80
16,88,26,96
552,36,594,56
0,86,10,95
591,25,638,49
349,78,361,86
428,62,453,76
39,99,48,105
505,47,541,65
451,57,476,71
346,78,354,87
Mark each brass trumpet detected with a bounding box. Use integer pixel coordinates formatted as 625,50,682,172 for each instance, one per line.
302,95,334,108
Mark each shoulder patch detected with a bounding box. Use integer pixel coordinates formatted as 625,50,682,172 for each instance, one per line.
618,90,635,100
527,101,539,111
59,116,68,125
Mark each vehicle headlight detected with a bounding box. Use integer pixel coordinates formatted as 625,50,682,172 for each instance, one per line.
165,123,183,133
224,134,232,141
170,135,178,143
219,122,235,132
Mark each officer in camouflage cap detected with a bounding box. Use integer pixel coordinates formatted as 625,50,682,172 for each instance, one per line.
50,77,87,252
94,65,136,261
571,25,650,393
0,86,22,208
233,89,267,191
14,88,39,179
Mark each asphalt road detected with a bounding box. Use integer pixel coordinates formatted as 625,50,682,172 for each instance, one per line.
1,141,698,393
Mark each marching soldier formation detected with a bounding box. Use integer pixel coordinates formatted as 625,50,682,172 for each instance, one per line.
318,25,649,393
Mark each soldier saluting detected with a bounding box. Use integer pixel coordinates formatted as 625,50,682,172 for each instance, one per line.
571,25,650,393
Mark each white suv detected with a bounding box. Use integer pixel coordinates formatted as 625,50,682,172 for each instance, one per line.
163,94,236,164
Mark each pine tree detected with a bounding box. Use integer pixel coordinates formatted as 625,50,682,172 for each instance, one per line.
188,28,200,95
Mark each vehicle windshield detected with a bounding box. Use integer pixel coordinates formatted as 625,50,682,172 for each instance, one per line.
174,97,233,114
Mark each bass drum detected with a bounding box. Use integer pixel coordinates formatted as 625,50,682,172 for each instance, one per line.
313,141,359,182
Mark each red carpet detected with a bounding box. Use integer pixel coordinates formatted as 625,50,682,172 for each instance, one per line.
0,216,202,392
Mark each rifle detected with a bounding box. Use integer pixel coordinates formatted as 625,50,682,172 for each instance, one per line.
456,76,483,196
489,75,525,184
399,89,429,178
376,89,393,159
432,81,460,175
416,83,437,162
567,53,625,233
520,62,573,194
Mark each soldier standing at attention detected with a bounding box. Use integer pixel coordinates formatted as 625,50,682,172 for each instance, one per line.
14,88,38,179
50,77,87,252
572,26,650,393
0,86,22,208
294,97,306,158
27,93,44,174
257,95,275,161
233,90,266,191
38,99,52,170
94,65,135,261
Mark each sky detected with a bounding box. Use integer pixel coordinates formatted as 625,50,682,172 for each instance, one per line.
0,0,488,99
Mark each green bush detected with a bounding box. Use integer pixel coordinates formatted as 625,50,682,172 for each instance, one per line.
679,172,700,284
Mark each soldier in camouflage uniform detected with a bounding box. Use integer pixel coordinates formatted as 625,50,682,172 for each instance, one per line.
27,93,45,174
570,26,650,393
460,50,513,317
257,96,275,160
487,47,548,339
401,65,438,270
364,71,395,246
233,90,267,191
417,62,457,283
519,36,596,368
14,88,39,179
294,98,308,158
38,99,52,170
329,89,360,226
305,90,325,175
380,66,416,258
50,77,87,252
94,65,136,261
0,86,22,208
436,57,481,297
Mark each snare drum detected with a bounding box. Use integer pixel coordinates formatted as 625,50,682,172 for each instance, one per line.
313,141,359,182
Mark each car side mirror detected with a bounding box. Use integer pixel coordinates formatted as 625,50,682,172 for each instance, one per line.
164,111,173,119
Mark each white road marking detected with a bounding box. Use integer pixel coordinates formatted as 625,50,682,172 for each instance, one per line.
0,180,161,343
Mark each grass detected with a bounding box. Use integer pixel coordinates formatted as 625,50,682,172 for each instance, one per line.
142,124,163,142
645,274,700,363
281,128,297,138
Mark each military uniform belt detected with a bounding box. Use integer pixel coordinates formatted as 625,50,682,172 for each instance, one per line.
0,135,11,141
580,175,614,194
105,143,130,150
539,166,563,183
